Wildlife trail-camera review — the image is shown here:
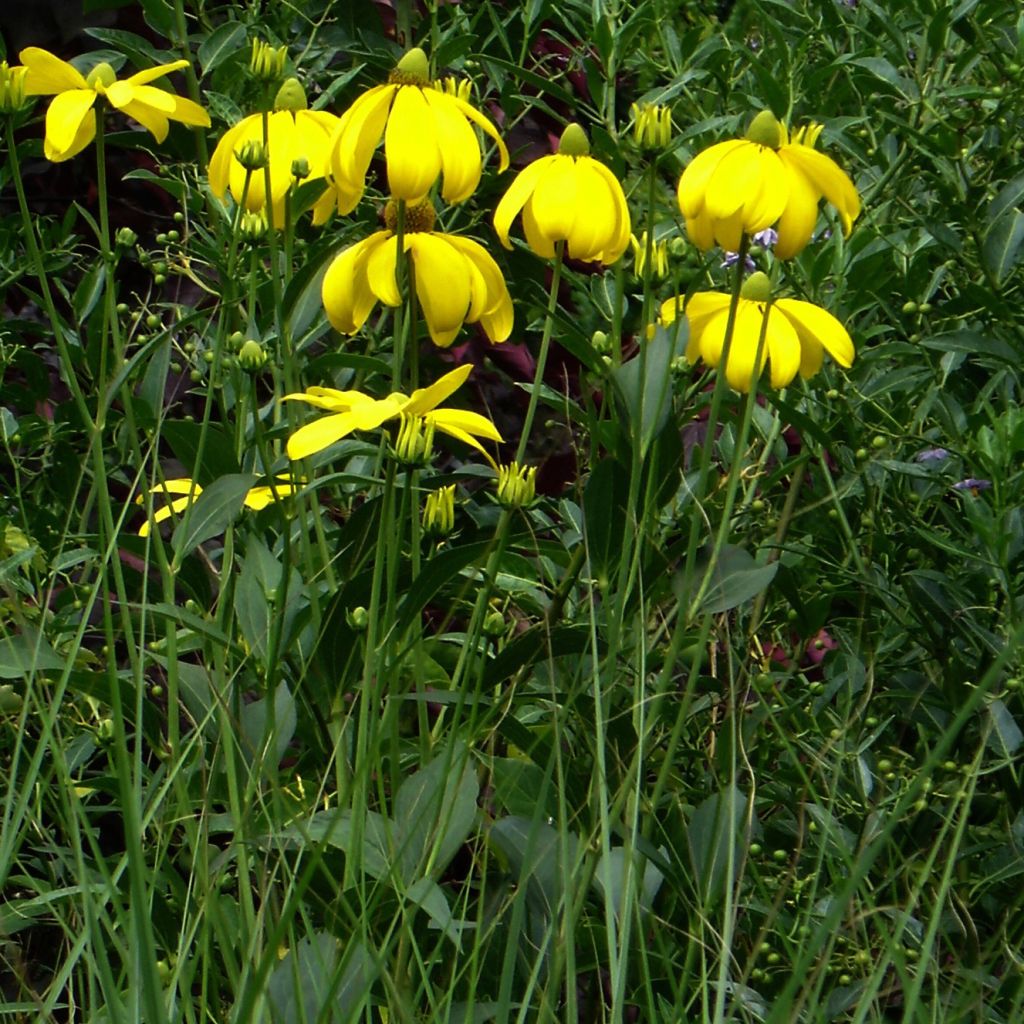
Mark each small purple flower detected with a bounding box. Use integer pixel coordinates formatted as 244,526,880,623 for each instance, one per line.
915,447,949,463
721,251,756,273
752,228,778,248
953,478,992,493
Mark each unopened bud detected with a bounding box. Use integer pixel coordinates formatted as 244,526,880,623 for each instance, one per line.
631,102,672,150
291,156,310,181
630,232,669,279
393,413,435,466
0,62,28,114
435,76,472,102
422,484,456,537
496,462,536,509
347,606,369,630
237,339,268,372
239,211,267,243
235,139,268,172
115,226,138,248
483,609,505,637
591,330,611,354
250,39,288,82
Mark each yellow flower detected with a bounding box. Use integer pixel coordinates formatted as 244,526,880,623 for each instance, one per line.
20,46,210,163
321,198,513,348
282,364,503,464
493,122,631,263
208,77,339,227
677,110,861,259
135,477,300,536
659,271,854,392
326,47,508,213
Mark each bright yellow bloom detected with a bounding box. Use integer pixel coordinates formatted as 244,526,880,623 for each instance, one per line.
321,198,512,348
20,47,209,163
208,78,339,227
494,122,630,264
283,364,503,464
677,110,861,259
659,271,854,392
326,47,508,213
136,477,299,536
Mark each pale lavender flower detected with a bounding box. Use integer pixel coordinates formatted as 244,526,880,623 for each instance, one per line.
752,227,778,248
915,447,949,463
953,478,992,492
721,251,756,273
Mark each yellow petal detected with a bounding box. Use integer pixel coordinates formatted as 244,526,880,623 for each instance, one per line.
208,119,248,199
402,364,473,417
705,142,787,231
446,236,513,342
117,99,169,143
287,413,360,460
408,234,472,347
528,154,577,248
19,46,87,94
775,298,854,371
763,304,802,389
322,233,386,334
430,408,504,444
45,90,98,158
166,94,211,128
330,84,395,193
123,59,189,87
773,153,820,259
587,158,631,263
44,107,96,161
423,89,481,203
676,139,746,218
741,147,789,232
781,145,861,235
721,302,767,392
384,86,441,200
450,92,509,172
365,234,402,307
493,156,555,249
685,209,716,251
114,82,177,114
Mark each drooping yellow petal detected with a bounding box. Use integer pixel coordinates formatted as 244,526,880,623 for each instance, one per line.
287,413,361,460
118,99,169,143
775,298,855,371
45,107,96,162
449,92,509,172
780,144,861,235
330,84,395,193
446,236,513,342
44,89,97,157
109,81,177,114
408,234,472,347
685,210,716,251
521,199,557,258
676,139,746,219
19,46,88,94
430,408,504,444
401,364,474,417
528,155,577,248
208,118,248,198
696,306,733,370
587,158,631,263
763,304,802,389
423,88,481,204
493,156,555,250
772,153,820,259
721,302,768,392
322,233,387,334
166,93,211,128
384,86,441,200
365,234,402,307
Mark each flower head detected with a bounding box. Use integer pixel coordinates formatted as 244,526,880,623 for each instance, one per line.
423,485,456,537
494,122,631,263
250,39,288,83
660,271,854,392
631,102,673,151
952,478,991,494
326,47,508,213
20,46,210,162
283,364,503,464
677,110,861,259
631,232,669,279
496,462,537,508
321,197,512,348
208,78,339,227
136,477,298,536
0,61,29,114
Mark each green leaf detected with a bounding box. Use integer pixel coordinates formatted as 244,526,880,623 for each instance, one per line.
283,246,333,341
983,208,1024,286
198,21,248,76
674,545,778,615
489,816,579,913
171,474,255,559
987,699,1023,758
0,631,64,679
239,681,296,770
276,809,393,880
584,456,630,589
687,786,749,907
161,421,241,482
405,878,468,948
72,261,104,323
394,744,479,884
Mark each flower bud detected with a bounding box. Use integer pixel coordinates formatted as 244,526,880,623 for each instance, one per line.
631,102,673,150
235,139,268,172
115,227,138,249
630,231,669,279
0,62,29,114
483,608,505,637
274,77,307,112
393,413,435,466
250,39,288,82
239,211,267,243
291,156,310,181
346,605,369,630
591,330,611,354
237,339,268,372
496,462,536,508
740,270,772,302
422,484,456,537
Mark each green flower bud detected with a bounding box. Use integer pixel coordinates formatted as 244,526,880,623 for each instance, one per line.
0,62,29,114
483,609,506,637
235,139,268,172
237,339,268,372
393,413,435,466
347,606,369,630
422,484,456,537
250,39,288,82
631,101,673,150
115,226,138,248
558,122,590,157
239,211,267,243
496,462,536,508
291,156,310,180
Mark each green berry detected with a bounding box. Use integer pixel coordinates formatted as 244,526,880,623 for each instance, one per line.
901,301,917,314
871,435,886,449
146,314,160,329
